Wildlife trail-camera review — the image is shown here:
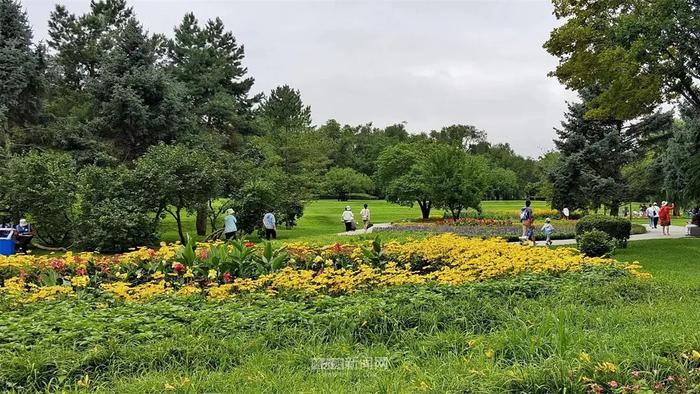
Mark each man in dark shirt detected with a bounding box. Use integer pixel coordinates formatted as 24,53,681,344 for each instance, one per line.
15,219,34,253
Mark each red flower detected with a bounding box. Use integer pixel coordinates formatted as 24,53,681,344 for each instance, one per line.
223,272,232,283
19,270,27,280
332,243,342,253
51,259,65,271
244,241,255,248
172,262,185,275
199,249,208,259
73,256,81,264
76,267,87,276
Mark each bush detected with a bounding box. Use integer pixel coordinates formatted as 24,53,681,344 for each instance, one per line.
0,151,77,246
76,166,158,252
76,199,157,252
631,223,647,235
576,214,632,247
577,229,615,257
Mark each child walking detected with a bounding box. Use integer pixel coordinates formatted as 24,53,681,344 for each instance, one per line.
541,217,554,246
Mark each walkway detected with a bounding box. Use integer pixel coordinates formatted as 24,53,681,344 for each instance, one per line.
338,224,695,245
535,224,690,246
337,223,392,236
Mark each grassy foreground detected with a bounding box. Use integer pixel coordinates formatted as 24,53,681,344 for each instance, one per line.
1,238,698,393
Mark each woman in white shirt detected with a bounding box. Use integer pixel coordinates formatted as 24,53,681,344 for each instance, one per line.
342,206,355,231
360,204,370,230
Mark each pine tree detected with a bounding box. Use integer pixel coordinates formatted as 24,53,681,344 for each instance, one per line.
258,85,312,132
48,0,134,88
0,0,44,131
88,18,188,160
169,13,259,134
550,91,631,214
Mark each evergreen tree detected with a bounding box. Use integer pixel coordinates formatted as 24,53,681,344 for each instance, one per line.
258,85,312,132
550,92,632,214
169,13,259,136
0,0,44,136
48,0,134,88
88,18,188,160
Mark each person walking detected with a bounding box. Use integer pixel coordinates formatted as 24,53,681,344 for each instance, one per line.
646,203,660,228
342,206,355,232
541,218,554,246
223,209,238,240
651,202,660,228
360,204,371,231
519,200,533,240
262,211,276,240
658,201,675,235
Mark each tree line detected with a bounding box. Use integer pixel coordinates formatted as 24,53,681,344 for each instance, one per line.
0,0,553,250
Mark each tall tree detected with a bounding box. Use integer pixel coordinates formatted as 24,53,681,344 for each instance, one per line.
545,0,700,120
169,13,259,136
88,18,188,160
257,85,311,132
430,124,486,151
0,0,44,149
550,92,632,214
48,0,134,89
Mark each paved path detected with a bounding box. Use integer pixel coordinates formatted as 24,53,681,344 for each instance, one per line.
338,223,695,245
337,223,392,236
533,224,690,246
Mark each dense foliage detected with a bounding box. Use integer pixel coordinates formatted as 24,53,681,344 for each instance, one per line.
576,215,632,248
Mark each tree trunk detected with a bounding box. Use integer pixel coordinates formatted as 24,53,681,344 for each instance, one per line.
175,208,186,244
196,204,207,236
609,203,620,217
418,200,431,220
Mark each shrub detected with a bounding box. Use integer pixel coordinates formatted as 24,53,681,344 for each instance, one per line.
631,223,647,235
76,166,158,252
577,230,615,257
576,214,632,247
0,151,77,246
76,199,156,252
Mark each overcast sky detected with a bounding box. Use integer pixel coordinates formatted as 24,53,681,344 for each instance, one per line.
24,0,576,157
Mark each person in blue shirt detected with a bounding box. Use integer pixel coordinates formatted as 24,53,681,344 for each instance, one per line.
262,211,276,240
223,209,238,240
15,218,34,253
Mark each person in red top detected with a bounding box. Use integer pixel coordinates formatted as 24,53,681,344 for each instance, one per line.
658,201,675,235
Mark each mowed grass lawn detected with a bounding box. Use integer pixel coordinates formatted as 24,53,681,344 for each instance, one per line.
158,199,551,243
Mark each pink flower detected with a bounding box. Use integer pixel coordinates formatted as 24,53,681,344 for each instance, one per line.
223,272,232,283
631,371,641,379
172,262,185,275
76,267,87,276
608,381,619,388
199,249,208,259
590,383,604,393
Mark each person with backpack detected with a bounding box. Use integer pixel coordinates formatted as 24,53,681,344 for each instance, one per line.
519,200,535,245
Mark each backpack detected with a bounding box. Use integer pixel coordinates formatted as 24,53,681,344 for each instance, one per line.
519,208,530,222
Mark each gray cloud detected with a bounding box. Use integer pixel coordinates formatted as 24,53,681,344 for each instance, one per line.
24,0,576,157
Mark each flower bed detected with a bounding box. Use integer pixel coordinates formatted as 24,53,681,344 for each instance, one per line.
383,221,578,241
0,234,648,303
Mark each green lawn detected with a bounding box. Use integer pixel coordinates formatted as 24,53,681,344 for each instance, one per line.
2,238,699,393
158,199,552,243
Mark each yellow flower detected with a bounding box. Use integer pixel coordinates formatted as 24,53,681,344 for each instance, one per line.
579,351,591,362
595,361,617,373
208,269,217,280
77,374,90,388
691,350,700,361
152,271,164,280
485,349,495,359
